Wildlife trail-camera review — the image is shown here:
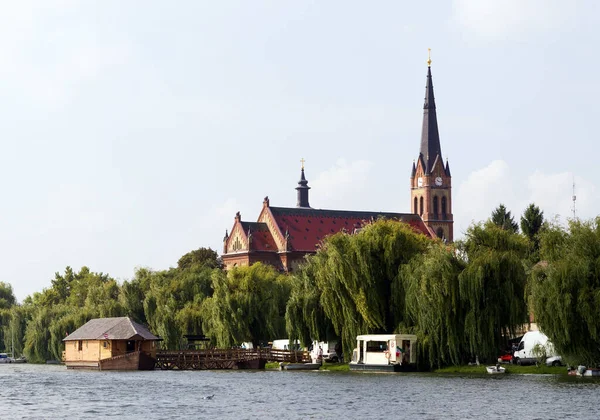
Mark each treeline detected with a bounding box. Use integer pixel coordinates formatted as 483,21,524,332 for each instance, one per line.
1,203,599,368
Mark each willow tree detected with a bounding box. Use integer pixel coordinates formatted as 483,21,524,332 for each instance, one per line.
529,218,600,366
403,243,466,368
285,264,335,348
201,263,291,347
295,219,430,357
458,222,529,361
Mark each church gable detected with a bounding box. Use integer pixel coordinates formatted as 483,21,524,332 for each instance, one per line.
225,219,248,253
257,199,286,251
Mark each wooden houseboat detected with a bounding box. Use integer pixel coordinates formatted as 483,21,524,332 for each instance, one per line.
63,317,160,370
349,334,418,372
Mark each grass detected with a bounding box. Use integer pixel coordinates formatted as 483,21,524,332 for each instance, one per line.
265,361,350,371
320,362,350,372
434,364,567,375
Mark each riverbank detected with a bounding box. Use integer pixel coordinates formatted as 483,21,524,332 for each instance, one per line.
267,362,567,375
434,364,567,375
265,361,350,371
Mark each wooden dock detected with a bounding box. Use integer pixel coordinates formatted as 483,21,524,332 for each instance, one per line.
155,348,310,370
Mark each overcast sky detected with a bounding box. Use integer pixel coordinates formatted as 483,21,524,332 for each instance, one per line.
2,1,598,301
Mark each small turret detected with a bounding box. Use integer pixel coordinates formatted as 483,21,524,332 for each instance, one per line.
296,158,311,208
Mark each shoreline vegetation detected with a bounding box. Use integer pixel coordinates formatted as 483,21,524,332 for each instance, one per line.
1,210,600,370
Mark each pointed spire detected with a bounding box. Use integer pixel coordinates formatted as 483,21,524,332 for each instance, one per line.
420,54,442,174
445,158,451,176
296,160,311,208
411,160,416,178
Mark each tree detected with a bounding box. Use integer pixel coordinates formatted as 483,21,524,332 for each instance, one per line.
0,282,16,310
458,222,528,362
403,243,466,368
491,204,519,233
177,247,222,270
288,219,430,358
529,218,600,366
201,263,291,348
520,203,544,248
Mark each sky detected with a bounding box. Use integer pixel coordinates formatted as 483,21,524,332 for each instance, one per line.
1,0,598,301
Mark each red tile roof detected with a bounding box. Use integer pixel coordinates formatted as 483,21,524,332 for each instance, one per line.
269,207,431,252
240,222,277,252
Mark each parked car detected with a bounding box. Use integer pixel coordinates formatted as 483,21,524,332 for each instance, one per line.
497,352,513,363
545,355,563,367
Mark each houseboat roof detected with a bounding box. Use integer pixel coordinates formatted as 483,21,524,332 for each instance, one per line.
63,317,159,342
356,334,418,342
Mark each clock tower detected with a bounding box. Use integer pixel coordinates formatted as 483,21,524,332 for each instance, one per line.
410,53,453,242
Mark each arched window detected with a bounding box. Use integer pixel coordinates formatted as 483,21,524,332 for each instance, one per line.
436,227,445,240
433,196,439,217
414,197,418,214
419,196,424,215
441,196,447,218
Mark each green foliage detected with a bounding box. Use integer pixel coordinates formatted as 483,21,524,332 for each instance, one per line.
3,247,222,361
287,220,430,358
529,218,600,366
285,265,335,348
491,204,519,233
458,223,529,362
520,203,544,244
0,282,17,353
202,264,291,347
403,243,466,368
177,247,222,270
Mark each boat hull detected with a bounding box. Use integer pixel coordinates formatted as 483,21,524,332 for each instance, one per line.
349,363,415,372
237,358,267,369
283,363,321,371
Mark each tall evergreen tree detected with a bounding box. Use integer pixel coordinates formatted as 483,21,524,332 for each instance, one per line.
520,203,544,248
491,204,519,233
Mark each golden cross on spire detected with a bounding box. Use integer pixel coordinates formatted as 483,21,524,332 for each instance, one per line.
300,158,305,170
427,48,432,67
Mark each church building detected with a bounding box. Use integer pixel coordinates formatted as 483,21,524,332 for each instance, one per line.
222,59,453,272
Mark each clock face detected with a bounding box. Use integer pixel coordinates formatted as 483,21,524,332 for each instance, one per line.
435,176,443,186
417,177,423,187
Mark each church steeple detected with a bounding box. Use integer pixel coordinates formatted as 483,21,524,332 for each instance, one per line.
411,50,453,243
420,54,442,174
296,158,310,208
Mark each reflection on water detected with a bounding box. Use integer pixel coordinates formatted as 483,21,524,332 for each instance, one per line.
1,364,599,419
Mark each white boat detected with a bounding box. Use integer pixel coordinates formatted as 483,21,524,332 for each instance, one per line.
349,334,418,372
486,365,506,374
0,353,15,363
280,362,321,371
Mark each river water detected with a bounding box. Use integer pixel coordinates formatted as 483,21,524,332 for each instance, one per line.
1,364,599,419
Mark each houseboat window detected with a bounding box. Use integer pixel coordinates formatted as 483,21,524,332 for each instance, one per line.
366,341,388,352
103,341,109,348
78,340,82,351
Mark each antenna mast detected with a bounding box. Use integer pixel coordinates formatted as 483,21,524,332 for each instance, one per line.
572,175,577,219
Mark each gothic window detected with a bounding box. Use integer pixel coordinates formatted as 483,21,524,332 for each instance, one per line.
433,196,439,217
232,237,243,251
414,197,418,214
436,227,445,240
441,196,447,217
419,196,424,215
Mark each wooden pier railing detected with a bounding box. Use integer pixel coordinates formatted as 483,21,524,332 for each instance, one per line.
155,348,310,370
